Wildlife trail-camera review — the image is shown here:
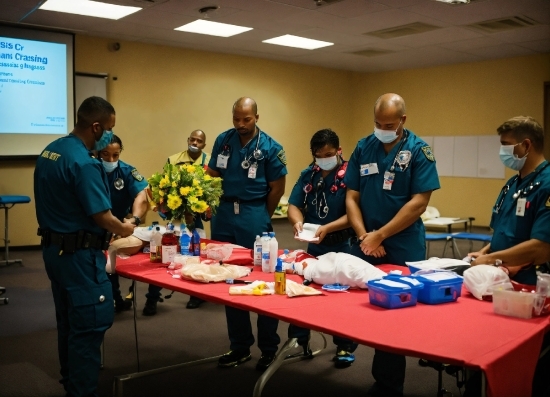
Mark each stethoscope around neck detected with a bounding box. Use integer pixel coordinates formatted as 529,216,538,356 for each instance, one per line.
389,130,409,172
493,161,549,214
221,128,264,169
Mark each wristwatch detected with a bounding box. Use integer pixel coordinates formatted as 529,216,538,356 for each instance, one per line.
132,215,141,226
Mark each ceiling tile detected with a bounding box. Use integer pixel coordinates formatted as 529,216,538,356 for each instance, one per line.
436,36,504,51
516,39,550,53
317,0,390,18
485,25,550,44
462,43,537,59
385,26,483,48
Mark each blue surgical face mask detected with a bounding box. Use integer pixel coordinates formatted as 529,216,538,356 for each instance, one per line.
374,120,402,144
102,159,118,173
315,155,338,171
499,143,528,171
188,145,200,153
94,129,113,151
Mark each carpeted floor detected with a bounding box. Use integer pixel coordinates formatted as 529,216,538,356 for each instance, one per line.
0,225,488,397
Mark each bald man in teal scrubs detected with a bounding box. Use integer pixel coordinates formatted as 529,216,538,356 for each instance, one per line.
207,97,287,372
345,93,440,396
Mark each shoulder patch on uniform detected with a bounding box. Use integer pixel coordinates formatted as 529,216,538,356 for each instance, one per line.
131,169,144,181
546,195,550,209
421,146,435,162
277,149,287,165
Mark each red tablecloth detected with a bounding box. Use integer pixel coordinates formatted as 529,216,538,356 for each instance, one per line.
116,253,550,397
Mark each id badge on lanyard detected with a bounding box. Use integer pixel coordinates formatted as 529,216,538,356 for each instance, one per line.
217,154,229,169
383,171,395,190
248,163,257,179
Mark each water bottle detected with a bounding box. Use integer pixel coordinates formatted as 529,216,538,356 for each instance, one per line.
161,223,178,264
269,232,278,273
180,225,192,255
253,235,262,266
261,232,271,273
149,226,162,263
192,228,201,256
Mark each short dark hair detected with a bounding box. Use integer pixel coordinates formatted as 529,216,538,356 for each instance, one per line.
310,129,339,155
110,134,124,151
76,96,115,128
497,116,544,152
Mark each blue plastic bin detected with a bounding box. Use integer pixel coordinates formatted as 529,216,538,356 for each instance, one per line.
413,271,463,304
367,277,424,309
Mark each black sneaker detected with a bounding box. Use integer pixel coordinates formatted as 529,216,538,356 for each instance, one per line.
218,350,251,368
333,349,355,368
256,353,276,372
115,299,132,313
142,299,157,316
186,296,205,309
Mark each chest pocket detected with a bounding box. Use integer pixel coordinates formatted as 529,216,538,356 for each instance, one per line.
386,168,411,197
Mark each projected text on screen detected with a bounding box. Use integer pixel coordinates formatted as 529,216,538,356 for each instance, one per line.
0,36,67,134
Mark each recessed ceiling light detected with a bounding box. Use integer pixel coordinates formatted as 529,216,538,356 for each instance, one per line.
39,0,141,20
262,35,333,50
175,20,252,37
435,0,470,4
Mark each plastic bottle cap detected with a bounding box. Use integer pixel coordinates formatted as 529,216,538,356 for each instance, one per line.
284,249,289,254
275,257,283,272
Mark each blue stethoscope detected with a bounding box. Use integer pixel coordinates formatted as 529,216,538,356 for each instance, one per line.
493,161,549,213
221,128,264,169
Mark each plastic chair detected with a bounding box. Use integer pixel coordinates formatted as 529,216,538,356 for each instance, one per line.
451,232,492,253
0,195,31,266
449,216,492,253
425,233,460,259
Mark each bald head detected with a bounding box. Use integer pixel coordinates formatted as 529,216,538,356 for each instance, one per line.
374,93,406,118
190,129,205,141
233,97,258,115
187,129,206,156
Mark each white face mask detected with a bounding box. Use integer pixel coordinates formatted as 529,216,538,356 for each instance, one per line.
374,119,402,144
188,145,200,153
499,144,527,171
315,155,338,171
102,159,118,173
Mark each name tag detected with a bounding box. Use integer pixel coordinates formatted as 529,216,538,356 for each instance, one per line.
360,163,379,176
216,154,229,169
516,198,526,217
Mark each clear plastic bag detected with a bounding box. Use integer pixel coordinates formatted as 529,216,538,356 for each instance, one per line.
463,265,513,300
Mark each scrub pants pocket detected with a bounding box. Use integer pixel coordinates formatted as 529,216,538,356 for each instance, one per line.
67,282,114,330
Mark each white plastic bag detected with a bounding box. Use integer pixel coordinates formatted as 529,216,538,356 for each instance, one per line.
463,265,513,300
203,243,234,261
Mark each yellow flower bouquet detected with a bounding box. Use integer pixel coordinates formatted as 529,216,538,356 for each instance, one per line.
147,163,223,222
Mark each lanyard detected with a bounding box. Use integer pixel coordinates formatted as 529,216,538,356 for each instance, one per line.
493,161,549,213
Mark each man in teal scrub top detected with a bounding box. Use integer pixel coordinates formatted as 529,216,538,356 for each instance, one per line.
465,116,550,397
34,96,135,397
344,93,440,396
470,116,550,283
207,97,287,372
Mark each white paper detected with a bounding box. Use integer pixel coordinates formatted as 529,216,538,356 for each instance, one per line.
294,223,320,242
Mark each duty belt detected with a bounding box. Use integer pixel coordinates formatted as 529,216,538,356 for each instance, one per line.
220,196,266,204
320,228,356,246
37,228,112,253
